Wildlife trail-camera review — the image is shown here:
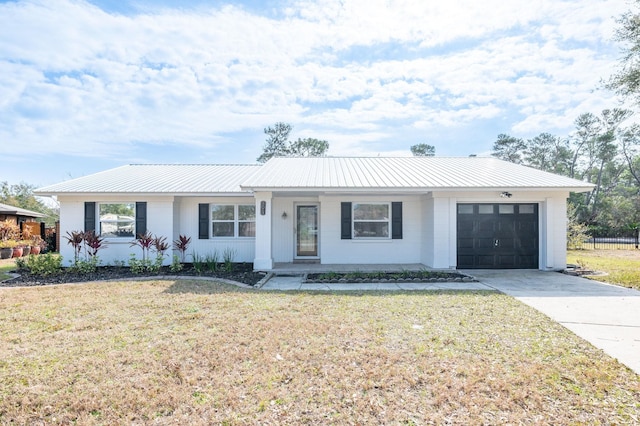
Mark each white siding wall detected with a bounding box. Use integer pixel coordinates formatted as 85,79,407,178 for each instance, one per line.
422,195,456,269
541,195,568,270
58,195,174,266
272,197,294,262
58,189,571,271
317,195,422,265
421,196,433,266
178,196,256,263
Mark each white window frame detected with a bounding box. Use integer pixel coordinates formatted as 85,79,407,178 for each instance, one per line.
98,202,135,238
352,202,391,239
211,204,256,238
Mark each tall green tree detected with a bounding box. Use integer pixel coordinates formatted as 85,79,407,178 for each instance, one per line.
491,134,526,163
257,123,329,162
410,143,436,156
607,1,640,104
569,113,600,179
524,133,571,175
288,138,330,157
257,122,293,163
585,109,632,219
620,124,640,187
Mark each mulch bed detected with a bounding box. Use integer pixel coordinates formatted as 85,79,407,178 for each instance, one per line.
306,271,475,283
1,263,267,287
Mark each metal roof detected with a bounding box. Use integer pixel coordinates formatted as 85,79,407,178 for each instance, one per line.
35,164,261,195
35,157,595,196
241,157,595,192
0,202,46,218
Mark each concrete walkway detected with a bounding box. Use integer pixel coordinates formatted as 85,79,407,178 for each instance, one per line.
466,270,640,375
261,270,640,375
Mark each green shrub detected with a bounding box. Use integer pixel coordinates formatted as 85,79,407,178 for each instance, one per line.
128,254,163,275
170,255,183,273
192,252,206,275
205,250,219,272
69,256,100,274
24,253,63,276
223,248,236,272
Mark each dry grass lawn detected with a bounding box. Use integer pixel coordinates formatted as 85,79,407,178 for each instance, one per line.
567,249,640,290
0,280,639,424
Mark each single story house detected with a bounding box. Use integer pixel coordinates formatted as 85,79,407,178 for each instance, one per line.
35,156,594,271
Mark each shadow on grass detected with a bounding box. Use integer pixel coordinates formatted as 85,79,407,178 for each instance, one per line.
164,279,498,297
163,279,251,294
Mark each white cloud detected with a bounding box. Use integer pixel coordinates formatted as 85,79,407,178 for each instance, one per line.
0,0,631,171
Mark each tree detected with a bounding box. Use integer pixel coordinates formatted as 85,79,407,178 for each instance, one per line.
620,124,640,187
491,134,526,163
288,138,330,157
257,122,292,163
585,109,632,219
569,113,600,179
257,123,329,163
607,1,640,104
0,181,59,226
524,133,571,174
410,143,435,157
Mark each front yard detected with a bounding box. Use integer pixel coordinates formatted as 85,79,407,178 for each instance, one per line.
0,280,638,424
567,249,640,290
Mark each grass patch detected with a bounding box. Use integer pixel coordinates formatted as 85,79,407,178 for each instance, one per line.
567,249,640,290
0,258,17,281
0,280,638,424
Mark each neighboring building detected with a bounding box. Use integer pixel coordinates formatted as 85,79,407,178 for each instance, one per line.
0,202,46,225
35,157,594,271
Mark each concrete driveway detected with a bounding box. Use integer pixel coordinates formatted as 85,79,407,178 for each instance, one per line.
466,270,640,375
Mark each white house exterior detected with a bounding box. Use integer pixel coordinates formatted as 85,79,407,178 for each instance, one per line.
36,157,594,271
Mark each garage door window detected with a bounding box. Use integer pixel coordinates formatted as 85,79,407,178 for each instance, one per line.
478,205,494,214
499,205,514,214
519,204,535,214
458,205,473,214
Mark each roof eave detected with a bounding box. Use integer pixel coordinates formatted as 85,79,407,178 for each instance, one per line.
241,186,594,193
35,191,253,197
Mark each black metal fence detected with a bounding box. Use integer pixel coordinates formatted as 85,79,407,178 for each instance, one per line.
584,229,640,250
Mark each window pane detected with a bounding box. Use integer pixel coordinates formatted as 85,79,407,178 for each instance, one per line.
519,204,535,214
499,205,514,214
99,203,135,237
100,203,135,216
354,222,389,238
212,222,234,237
238,205,255,221
458,205,473,214
211,205,234,220
353,204,389,220
478,205,494,214
239,222,256,237
100,221,135,238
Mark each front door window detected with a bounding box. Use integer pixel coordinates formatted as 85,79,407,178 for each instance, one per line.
296,205,318,257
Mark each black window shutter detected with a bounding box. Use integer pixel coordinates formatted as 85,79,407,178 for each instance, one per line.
198,203,209,239
392,202,402,239
341,202,352,239
84,202,96,233
136,202,147,238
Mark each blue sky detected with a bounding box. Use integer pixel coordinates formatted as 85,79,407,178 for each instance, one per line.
0,0,631,188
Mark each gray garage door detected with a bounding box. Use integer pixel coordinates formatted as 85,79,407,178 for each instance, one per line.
457,203,539,269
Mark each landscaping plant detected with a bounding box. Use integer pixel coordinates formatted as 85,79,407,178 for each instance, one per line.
172,234,191,263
